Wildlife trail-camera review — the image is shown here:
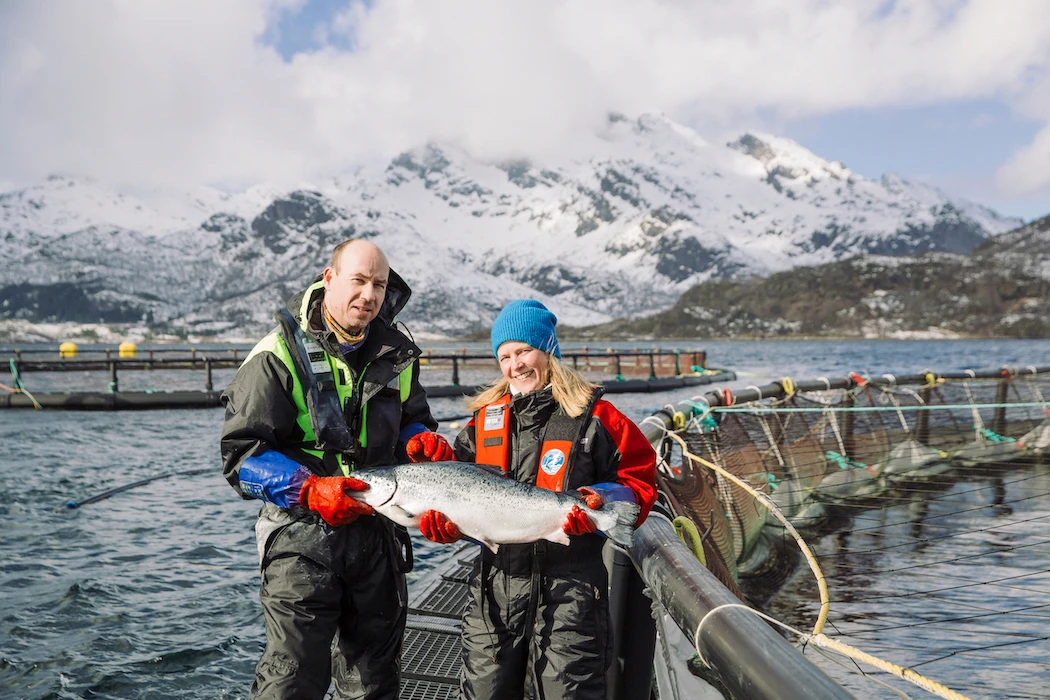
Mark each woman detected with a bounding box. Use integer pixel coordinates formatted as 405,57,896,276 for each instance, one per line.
416,299,658,700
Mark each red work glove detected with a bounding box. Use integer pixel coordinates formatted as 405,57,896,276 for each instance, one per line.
576,486,605,510
405,432,455,463
299,475,374,527
419,510,461,544
564,505,598,536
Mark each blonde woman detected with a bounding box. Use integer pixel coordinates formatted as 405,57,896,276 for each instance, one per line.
417,299,658,700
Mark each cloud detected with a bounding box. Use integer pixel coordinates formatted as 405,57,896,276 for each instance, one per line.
996,123,1050,194
2,0,1050,194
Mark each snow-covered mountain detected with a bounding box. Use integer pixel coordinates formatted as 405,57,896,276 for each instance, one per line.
0,113,1022,339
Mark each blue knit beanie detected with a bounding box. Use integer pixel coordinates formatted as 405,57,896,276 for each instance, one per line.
490,300,561,358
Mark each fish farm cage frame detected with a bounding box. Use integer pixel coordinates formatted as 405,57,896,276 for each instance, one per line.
630,363,1050,700
0,346,733,408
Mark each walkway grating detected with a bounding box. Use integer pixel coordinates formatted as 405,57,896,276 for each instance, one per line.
401,544,478,699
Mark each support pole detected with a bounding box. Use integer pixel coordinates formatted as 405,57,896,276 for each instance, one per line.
917,386,932,445
108,361,118,394
205,357,213,392
993,376,1009,436
841,390,856,459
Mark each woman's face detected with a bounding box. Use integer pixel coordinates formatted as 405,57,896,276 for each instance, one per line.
498,341,550,395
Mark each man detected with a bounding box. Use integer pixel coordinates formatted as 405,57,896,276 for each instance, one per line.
221,239,454,700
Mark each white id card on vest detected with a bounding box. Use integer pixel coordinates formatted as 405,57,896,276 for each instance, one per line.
484,405,506,431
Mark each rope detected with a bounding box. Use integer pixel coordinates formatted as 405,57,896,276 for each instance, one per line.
5,359,41,409
810,635,970,700
961,382,985,436
709,401,1049,414
672,516,707,566
880,386,911,433
692,604,971,700
1023,378,1050,418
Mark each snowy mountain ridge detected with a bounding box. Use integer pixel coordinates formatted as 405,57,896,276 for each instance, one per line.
0,113,1023,340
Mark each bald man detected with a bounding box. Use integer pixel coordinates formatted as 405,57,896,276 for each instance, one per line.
221,239,451,699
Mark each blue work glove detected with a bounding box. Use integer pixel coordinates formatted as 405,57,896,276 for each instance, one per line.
238,451,311,508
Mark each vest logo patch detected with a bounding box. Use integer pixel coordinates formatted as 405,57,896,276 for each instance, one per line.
484,405,506,431
540,448,566,476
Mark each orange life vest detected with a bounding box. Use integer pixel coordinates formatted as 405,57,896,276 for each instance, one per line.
472,389,601,492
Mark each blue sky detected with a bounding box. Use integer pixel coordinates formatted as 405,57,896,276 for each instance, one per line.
2,0,1048,222
782,102,1046,220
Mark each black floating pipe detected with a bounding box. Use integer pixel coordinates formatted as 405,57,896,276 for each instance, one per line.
64,467,210,509
631,516,852,700
0,391,225,410
636,396,851,699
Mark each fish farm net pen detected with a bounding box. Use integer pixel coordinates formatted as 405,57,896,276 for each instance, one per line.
646,366,1050,699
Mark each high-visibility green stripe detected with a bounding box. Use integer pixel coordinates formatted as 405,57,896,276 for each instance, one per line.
399,365,412,402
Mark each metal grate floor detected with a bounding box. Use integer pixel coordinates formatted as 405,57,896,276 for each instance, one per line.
399,677,460,700
442,561,473,584
409,576,471,618
400,546,477,699
402,627,462,682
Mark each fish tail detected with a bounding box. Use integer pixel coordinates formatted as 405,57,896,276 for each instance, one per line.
602,500,641,547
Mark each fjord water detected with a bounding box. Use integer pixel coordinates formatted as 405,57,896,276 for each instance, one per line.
1,339,1049,699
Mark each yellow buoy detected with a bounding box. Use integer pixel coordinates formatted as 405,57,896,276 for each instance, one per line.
118,341,137,358
449,422,461,430
59,342,78,358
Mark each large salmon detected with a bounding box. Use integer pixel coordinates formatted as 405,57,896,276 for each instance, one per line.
351,461,640,551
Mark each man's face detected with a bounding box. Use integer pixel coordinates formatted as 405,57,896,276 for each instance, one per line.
322,244,389,332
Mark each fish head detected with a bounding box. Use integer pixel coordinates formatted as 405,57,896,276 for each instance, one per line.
353,468,397,507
